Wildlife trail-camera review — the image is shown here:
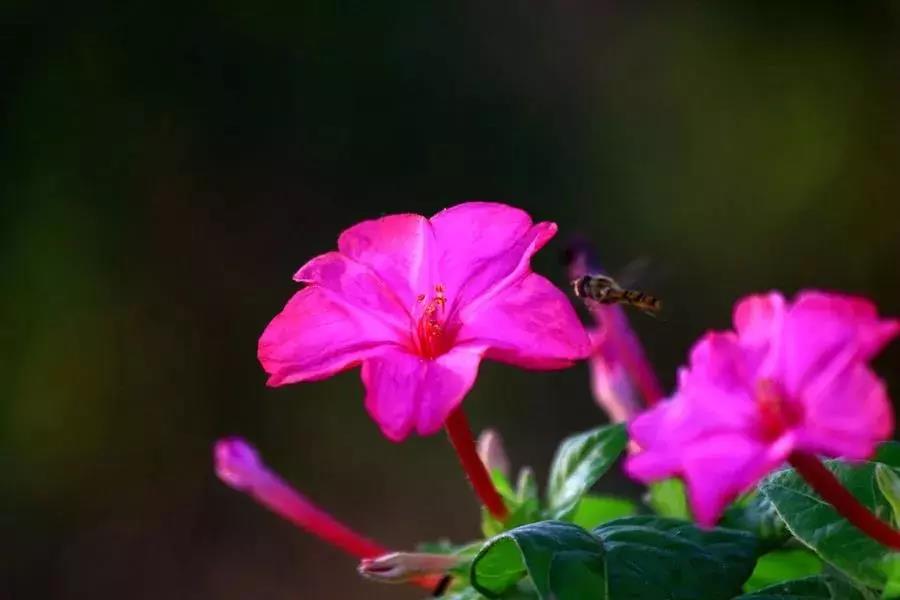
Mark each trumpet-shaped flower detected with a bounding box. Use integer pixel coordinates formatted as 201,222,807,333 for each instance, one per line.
259,202,590,441
626,290,899,526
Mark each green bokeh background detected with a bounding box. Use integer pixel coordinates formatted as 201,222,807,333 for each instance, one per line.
3,3,900,598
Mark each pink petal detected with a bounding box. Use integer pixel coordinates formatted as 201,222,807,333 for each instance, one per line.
429,203,557,316
337,213,437,308
685,332,754,395
733,292,786,378
258,287,403,386
782,291,900,396
792,291,900,358
361,345,485,441
625,380,752,482
429,202,532,302
681,433,793,527
733,292,786,346
294,251,411,333
679,333,760,429
455,272,591,369
625,401,684,480
625,335,764,486
796,361,893,460
588,328,643,423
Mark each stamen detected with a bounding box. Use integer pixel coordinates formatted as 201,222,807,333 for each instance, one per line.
756,379,802,440
415,284,450,358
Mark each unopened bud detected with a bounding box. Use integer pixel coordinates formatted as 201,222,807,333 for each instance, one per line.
214,437,265,491
358,552,463,584
476,428,510,479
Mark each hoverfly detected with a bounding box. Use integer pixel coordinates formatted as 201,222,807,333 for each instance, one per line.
572,273,662,316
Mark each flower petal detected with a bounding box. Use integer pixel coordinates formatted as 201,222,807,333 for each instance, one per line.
337,213,437,308
588,327,643,423
626,336,763,486
679,332,760,429
625,372,755,484
782,291,900,396
294,251,412,333
734,292,786,346
625,400,684,480
681,433,792,527
733,292,786,378
796,361,893,459
258,287,402,386
796,291,899,354
430,203,557,315
430,202,532,298
361,345,485,441
456,272,591,369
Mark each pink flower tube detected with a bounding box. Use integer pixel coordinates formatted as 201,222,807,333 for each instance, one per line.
626,291,900,536
214,438,444,590
215,437,385,558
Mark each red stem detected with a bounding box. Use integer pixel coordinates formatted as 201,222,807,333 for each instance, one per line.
445,407,509,520
789,451,900,550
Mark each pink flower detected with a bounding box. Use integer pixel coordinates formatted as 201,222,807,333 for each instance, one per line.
258,202,591,441
626,290,900,526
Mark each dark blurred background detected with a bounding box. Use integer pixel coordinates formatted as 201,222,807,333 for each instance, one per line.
3,2,900,598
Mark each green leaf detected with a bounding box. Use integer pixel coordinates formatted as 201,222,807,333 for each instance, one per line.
471,517,760,600
470,521,606,599
570,495,636,529
482,501,538,538
736,575,833,599
876,465,900,527
441,585,539,599
482,467,542,538
735,572,877,599
882,554,900,599
647,478,690,520
546,424,627,519
721,492,791,550
760,460,900,588
593,516,760,600
442,587,484,600
490,468,517,502
743,549,823,592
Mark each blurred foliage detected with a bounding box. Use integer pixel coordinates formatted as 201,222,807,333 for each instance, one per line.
3,2,900,598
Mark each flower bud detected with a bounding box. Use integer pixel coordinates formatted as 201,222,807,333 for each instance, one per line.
214,437,264,491
358,552,462,584
477,428,510,479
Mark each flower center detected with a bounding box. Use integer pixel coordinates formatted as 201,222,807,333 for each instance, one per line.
415,284,450,359
755,379,803,441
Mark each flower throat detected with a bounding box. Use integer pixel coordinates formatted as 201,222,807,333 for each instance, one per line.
415,284,449,358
